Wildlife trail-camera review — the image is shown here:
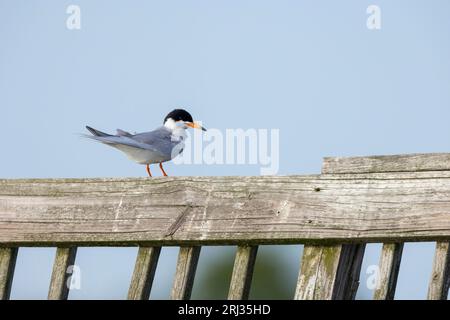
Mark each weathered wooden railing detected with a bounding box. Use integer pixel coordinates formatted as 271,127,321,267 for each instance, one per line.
1,153,450,300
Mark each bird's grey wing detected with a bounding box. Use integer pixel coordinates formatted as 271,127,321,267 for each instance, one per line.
132,126,172,144
131,127,178,156
116,129,133,137
85,126,181,161
85,135,166,155
86,126,112,137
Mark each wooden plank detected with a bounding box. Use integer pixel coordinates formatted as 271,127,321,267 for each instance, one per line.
427,242,450,300
127,246,161,300
228,245,258,300
1,173,450,245
48,247,77,300
332,244,366,300
373,243,404,300
323,153,450,174
170,246,201,300
295,245,342,300
0,247,18,300
294,244,365,300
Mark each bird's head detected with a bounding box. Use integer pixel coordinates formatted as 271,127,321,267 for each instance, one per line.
163,109,207,132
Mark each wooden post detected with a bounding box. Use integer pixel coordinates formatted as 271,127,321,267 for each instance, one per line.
0,248,18,300
294,244,365,300
170,246,201,300
373,243,403,300
332,244,366,300
427,242,450,300
228,245,258,300
48,247,77,300
128,246,161,300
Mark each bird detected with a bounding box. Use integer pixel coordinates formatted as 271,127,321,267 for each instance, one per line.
84,109,206,177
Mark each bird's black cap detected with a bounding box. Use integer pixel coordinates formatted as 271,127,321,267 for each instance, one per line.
164,109,194,123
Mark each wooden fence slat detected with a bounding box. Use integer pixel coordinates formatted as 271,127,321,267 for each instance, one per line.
294,244,365,300
427,242,450,300
170,246,201,300
295,245,341,300
373,243,404,300
48,247,77,300
0,247,18,300
332,244,366,300
228,245,258,300
323,153,450,174
127,246,161,300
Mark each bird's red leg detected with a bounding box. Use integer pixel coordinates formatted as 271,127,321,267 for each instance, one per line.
146,164,152,177
159,163,168,177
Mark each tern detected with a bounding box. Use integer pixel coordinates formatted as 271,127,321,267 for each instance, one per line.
85,109,206,177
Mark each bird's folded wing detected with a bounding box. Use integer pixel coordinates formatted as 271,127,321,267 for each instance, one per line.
132,127,172,145
85,135,166,157
116,129,133,137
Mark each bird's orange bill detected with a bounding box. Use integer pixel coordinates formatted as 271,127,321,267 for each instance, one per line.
186,122,207,131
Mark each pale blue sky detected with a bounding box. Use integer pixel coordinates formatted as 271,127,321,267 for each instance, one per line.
1,1,449,299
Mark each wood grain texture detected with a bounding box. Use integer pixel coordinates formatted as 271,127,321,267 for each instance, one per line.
294,245,343,300
1,173,450,245
373,243,404,300
294,244,365,300
228,245,258,300
170,246,201,300
0,247,18,300
127,246,161,300
48,247,77,300
332,244,366,300
427,242,450,300
323,153,450,174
